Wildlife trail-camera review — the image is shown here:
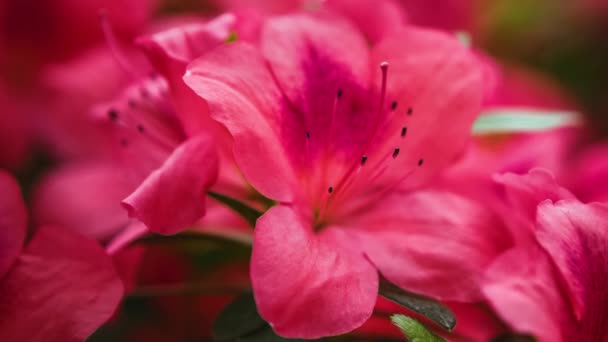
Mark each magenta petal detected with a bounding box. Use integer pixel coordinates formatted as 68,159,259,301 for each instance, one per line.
536,200,608,329
370,27,484,189
324,0,406,43
251,205,378,338
184,42,296,202
122,134,219,235
482,246,567,342
493,168,575,245
0,170,26,277
0,225,123,342
350,190,509,301
33,162,131,241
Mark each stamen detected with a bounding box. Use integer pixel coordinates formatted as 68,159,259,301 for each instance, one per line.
120,138,129,147
305,132,311,139
361,155,368,166
337,89,343,99
392,148,400,159
99,10,138,79
391,101,398,111
108,109,119,121
137,124,145,133
418,158,424,166
401,127,407,137
407,107,413,115
328,186,334,194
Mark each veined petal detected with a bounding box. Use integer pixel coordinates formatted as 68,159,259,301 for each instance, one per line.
482,246,568,342
184,42,296,202
368,26,484,190
536,200,608,338
251,205,378,338
348,190,509,302
122,134,219,235
0,225,123,342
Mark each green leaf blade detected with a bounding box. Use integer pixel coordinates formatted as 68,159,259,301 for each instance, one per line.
472,108,581,135
391,315,446,342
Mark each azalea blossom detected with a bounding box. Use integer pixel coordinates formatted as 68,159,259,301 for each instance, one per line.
482,170,608,341
184,12,484,338
0,170,123,342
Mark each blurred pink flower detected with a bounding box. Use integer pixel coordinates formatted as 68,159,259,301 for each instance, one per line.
483,171,608,341
0,170,123,342
184,13,484,338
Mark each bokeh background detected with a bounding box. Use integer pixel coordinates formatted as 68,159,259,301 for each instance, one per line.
1,0,607,341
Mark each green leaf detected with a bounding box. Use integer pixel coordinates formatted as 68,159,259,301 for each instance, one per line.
379,280,456,331
213,292,267,341
213,292,303,342
390,315,446,342
208,191,263,228
472,108,581,135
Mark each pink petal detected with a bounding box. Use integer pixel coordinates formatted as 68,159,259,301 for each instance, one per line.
184,42,296,201
251,205,378,338
349,190,509,302
122,134,219,235
482,246,568,342
536,200,608,333
493,168,575,245
260,13,370,104
369,26,484,189
0,225,123,342
33,162,131,241
137,15,236,136
324,0,406,43
0,170,26,277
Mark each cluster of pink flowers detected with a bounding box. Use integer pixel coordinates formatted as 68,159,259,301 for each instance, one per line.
1,0,608,341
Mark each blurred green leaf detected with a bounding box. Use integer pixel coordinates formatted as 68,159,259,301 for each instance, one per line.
390,315,446,342
472,108,580,135
379,280,456,331
213,292,302,342
208,191,263,227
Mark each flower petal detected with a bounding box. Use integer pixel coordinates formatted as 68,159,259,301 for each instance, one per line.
536,200,608,333
482,246,567,342
184,42,296,201
493,168,575,245
0,225,123,342
0,170,26,277
369,26,484,189
349,190,509,302
137,15,236,136
122,134,219,235
324,0,406,43
33,162,131,241
251,205,378,338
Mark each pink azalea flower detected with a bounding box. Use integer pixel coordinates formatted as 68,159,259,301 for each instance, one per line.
184,13,484,338
482,170,608,341
0,170,123,341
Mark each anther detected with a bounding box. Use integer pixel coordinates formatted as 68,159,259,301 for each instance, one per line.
407,107,413,115
127,99,137,108
305,132,311,138
120,138,129,147
337,89,343,99
137,124,145,133
418,158,424,166
391,101,398,111
328,186,334,194
361,155,368,166
108,109,119,120
401,127,407,137
392,148,400,159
